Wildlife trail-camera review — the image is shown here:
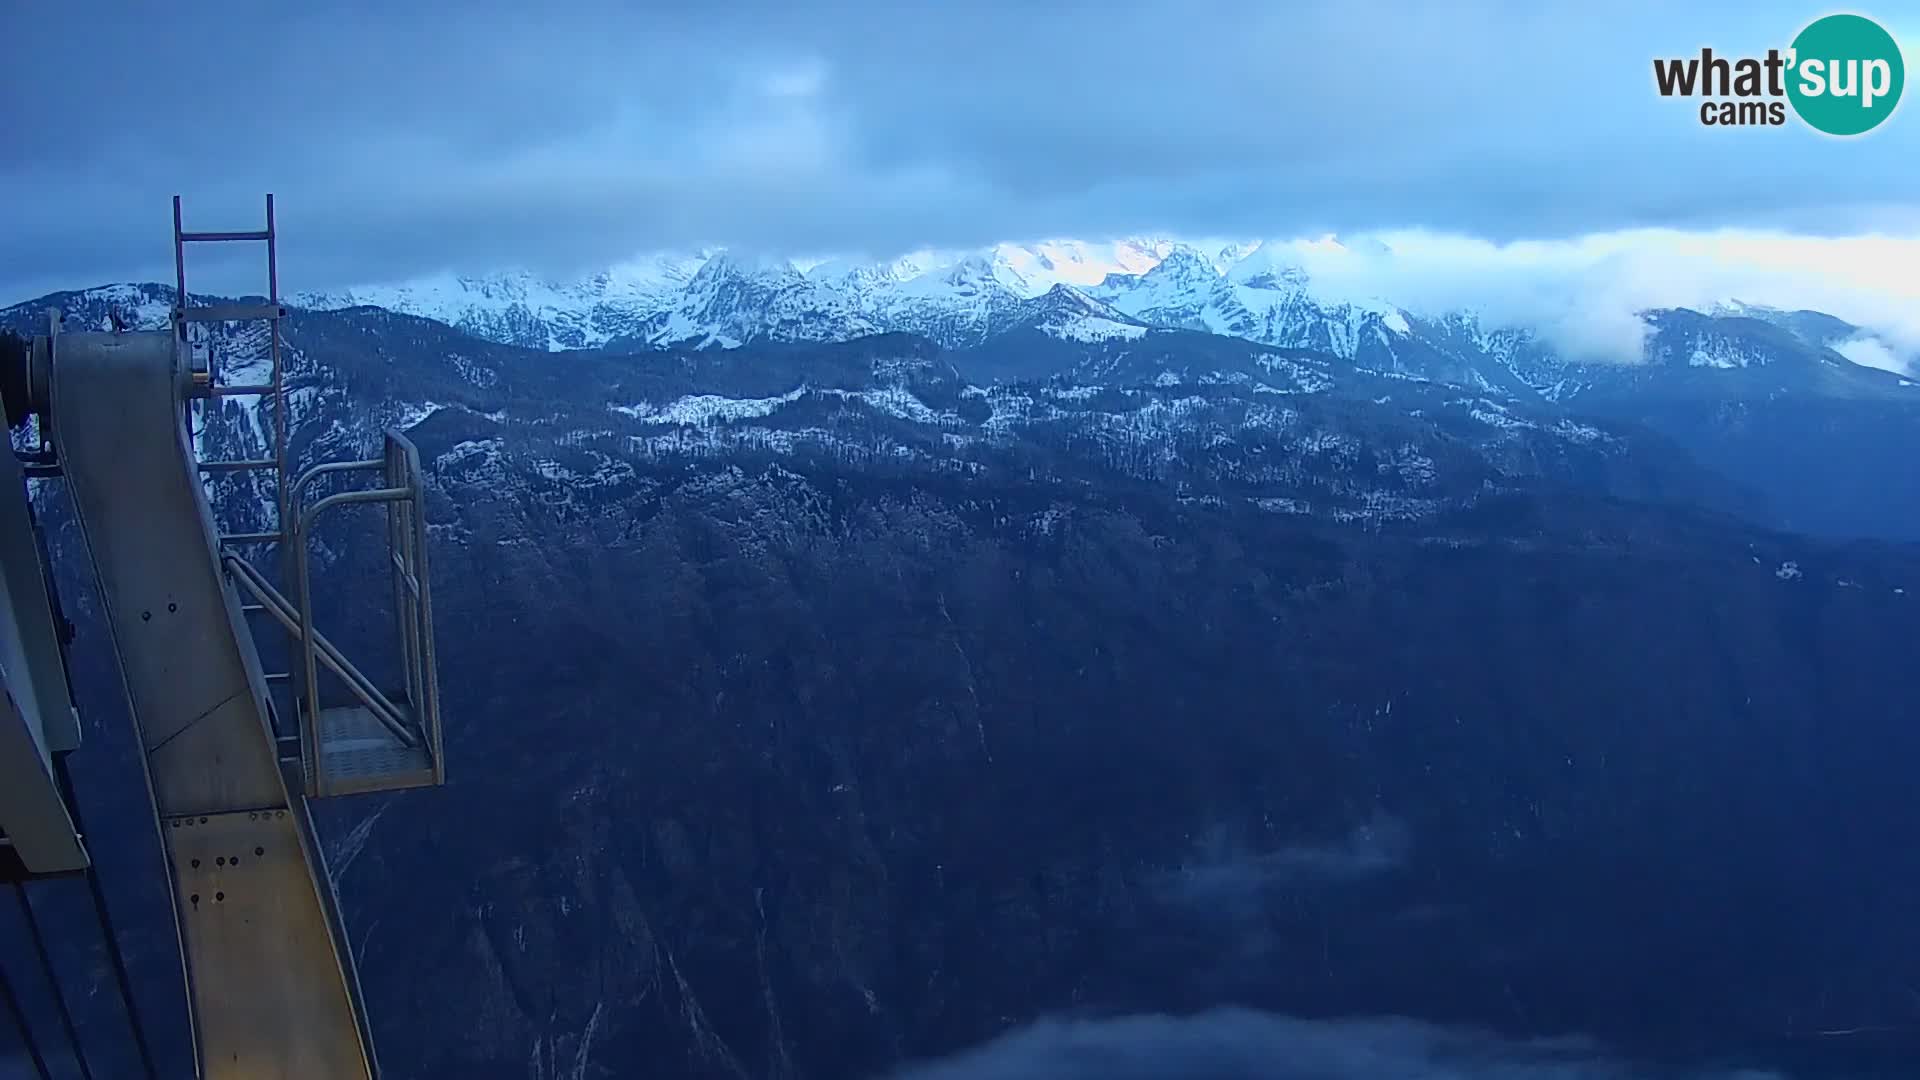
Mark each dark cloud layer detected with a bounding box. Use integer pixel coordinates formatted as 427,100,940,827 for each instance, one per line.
888,1010,1787,1080
2,1,1914,299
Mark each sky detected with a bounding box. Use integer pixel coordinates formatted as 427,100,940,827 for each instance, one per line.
3,0,1918,358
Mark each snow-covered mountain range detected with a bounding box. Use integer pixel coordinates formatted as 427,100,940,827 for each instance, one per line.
1,287,1692,530
290,237,1916,398
289,238,1423,357
296,238,1192,351
14,228,1920,542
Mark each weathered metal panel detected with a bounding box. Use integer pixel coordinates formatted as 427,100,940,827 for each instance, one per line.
0,678,86,878
167,809,371,1078
0,424,77,750
0,422,85,877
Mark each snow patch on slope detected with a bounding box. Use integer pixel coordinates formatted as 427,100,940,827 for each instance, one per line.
613,387,808,426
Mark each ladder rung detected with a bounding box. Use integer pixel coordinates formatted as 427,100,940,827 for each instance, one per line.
240,603,265,613
211,383,277,396
264,672,290,683
179,230,271,242
222,530,283,544
200,459,278,473
178,302,286,323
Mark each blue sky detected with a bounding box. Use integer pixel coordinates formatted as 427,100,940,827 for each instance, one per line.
2,0,1916,340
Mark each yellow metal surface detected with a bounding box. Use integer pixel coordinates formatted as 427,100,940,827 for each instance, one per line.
168,809,372,1080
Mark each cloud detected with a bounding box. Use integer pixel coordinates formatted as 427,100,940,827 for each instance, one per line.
1155,812,1411,912
1832,337,1907,375
1,0,1916,303
1273,230,1920,367
889,1009,1787,1079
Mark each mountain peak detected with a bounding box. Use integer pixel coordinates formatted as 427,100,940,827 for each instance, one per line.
690,251,803,285
983,239,1176,296
1034,283,1113,313
944,252,998,284
1143,244,1219,282
1224,242,1309,290
1007,284,1151,342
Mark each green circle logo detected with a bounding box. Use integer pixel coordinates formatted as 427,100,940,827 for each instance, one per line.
1786,14,1905,135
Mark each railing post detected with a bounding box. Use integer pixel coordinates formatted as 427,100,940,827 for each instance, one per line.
294,503,324,795
405,438,443,785
384,438,420,725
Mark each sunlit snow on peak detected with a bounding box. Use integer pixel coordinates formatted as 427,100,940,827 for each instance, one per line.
989,238,1178,294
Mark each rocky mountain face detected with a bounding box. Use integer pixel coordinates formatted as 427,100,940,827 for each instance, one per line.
7,289,1920,1080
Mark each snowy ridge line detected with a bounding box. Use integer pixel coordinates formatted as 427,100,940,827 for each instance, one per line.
10,261,1916,410
281,246,1920,385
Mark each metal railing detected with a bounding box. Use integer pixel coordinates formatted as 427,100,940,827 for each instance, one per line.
221,430,442,796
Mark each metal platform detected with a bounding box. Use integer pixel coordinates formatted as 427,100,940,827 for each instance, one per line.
223,429,445,799
306,705,434,796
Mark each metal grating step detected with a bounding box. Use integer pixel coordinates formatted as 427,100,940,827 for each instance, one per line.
176,302,286,323
305,704,434,797
200,459,278,473
178,229,271,242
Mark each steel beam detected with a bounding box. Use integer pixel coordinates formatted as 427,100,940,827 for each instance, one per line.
46,329,376,1079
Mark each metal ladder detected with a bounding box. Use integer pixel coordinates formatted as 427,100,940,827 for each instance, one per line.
173,194,298,726
173,193,290,546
